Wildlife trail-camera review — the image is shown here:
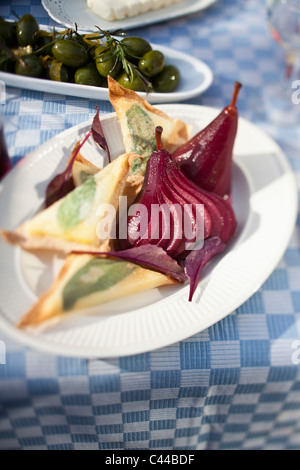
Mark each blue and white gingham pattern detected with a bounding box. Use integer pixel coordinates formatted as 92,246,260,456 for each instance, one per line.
1,0,300,450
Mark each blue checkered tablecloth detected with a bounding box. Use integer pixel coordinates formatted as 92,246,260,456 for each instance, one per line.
1,0,300,451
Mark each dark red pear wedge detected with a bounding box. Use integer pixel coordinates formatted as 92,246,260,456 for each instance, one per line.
173,81,242,200
125,127,237,260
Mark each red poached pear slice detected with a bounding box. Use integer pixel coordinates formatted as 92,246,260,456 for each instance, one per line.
172,82,242,200
125,128,237,260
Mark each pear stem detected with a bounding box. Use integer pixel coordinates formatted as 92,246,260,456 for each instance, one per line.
230,81,242,108
155,126,163,151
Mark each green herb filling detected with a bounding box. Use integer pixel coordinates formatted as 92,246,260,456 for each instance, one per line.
62,258,135,310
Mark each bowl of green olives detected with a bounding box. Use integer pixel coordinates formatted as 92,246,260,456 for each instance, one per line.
0,14,213,103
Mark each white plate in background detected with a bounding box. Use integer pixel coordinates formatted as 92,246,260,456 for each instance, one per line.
42,0,218,31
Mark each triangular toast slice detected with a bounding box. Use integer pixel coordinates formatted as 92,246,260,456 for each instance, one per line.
18,253,179,328
71,146,101,187
2,153,130,254
108,76,191,160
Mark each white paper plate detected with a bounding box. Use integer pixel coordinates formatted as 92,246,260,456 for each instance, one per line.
0,104,297,358
0,42,213,104
42,0,218,31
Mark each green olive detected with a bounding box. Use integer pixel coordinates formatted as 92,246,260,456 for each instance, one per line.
52,39,88,68
0,33,6,47
95,45,122,78
117,69,146,92
121,36,152,61
75,63,105,86
138,50,165,77
36,30,55,53
15,54,43,77
16,14,39,47
43,58,69,82
0,61,14,72
152,65,180,93
0,17,17,46
0,49,14,72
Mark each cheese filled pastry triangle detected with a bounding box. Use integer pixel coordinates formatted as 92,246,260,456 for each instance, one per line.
18,253,179,328
108,76,191,163
71,145,101,187
2,152,130,254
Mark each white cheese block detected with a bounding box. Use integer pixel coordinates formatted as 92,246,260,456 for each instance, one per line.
87,0,183,21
